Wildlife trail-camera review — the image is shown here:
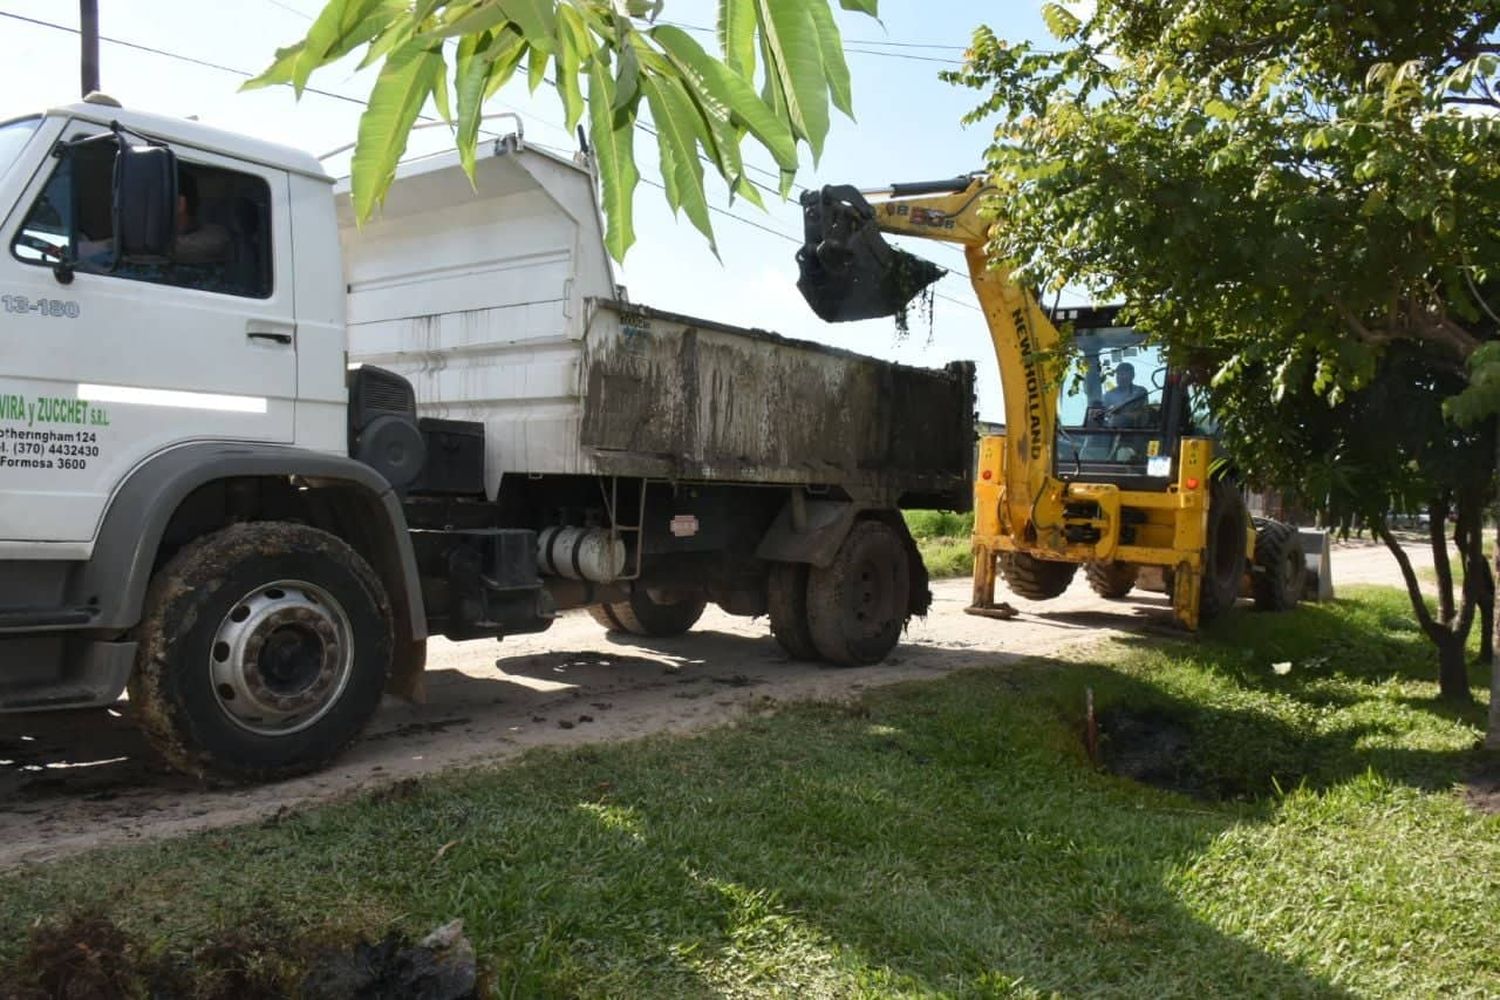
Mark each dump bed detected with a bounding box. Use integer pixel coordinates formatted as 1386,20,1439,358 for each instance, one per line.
339,140,974,509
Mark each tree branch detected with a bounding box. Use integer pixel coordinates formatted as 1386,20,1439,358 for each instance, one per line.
1377,518,1444,640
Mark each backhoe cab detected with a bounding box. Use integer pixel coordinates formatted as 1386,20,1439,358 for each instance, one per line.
796,177,1308,629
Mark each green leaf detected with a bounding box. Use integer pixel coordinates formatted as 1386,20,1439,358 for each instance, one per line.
653,24,798,170
554,5,590,131
756,0,831,159
588,55,639,261
498,0,557,50
1040,2,1081,41
528,50,548,91
431,49,453,123
245,0,398,92
614,39,641,111
1432,202,1455,236
717,0,757,79
351,42,446,221
1203,97,1236,122
642,75,716,251
482,27,528,99
807,0,853,118
839,0,878,13
454,29,496,181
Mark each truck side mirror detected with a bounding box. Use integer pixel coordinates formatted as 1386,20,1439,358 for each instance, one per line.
113,140,177,260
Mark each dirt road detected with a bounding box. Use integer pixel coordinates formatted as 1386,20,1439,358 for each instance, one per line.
0,542,1420,869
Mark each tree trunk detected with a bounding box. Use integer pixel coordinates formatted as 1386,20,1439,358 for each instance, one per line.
1492,533,1500,748
1437,634,1472,702
1376,518,1474,704
1430,494,1455,625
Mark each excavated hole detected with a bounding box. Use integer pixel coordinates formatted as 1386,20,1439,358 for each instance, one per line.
1095,704,1302,803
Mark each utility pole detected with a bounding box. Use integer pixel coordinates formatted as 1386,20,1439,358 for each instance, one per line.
80,0,100,97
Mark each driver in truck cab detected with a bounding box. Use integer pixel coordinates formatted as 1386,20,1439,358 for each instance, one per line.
76,169,231,271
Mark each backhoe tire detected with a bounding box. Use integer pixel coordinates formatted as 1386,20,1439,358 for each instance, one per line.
1251,517,1306,612
1199,478,1249,622
604,589,707,638
997,552,1078,601
1086,561,1139,599
806,520,910,667
767,562,820,661
129,522,392,783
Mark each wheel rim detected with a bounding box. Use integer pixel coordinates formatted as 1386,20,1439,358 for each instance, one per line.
848,554,897,639
209,579,354,736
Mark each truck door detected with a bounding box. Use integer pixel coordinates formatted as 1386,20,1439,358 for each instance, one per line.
0,121,296,546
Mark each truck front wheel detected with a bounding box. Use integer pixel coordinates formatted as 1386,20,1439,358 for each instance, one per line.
806,520,910,667
129,522,392,782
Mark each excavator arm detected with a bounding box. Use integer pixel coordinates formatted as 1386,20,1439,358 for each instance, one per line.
796,178,1075,616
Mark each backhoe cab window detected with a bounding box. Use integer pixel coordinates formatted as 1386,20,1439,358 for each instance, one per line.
11,136,272,298
1056,327,1168,476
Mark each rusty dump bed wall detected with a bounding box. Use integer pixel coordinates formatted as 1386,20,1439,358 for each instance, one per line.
340,144,973,509
581,301,975,508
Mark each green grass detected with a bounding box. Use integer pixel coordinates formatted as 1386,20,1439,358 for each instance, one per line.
1,587,1496,998
904,510,974,579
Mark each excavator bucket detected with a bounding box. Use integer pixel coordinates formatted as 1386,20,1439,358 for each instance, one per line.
796,185,947,323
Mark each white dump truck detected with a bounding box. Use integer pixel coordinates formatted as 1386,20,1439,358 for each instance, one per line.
0,98,975,780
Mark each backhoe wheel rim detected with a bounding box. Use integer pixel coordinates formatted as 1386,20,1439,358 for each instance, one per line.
208,579,354,737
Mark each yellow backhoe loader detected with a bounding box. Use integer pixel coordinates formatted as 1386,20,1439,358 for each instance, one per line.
795,176,1308,629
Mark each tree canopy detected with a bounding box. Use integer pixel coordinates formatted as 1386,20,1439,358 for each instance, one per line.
948,1,1500,701
248,0,875,259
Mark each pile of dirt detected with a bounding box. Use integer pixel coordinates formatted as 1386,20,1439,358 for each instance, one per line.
0,912,477,1000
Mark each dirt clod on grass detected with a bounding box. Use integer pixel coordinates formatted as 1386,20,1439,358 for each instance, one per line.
1,912,477,1000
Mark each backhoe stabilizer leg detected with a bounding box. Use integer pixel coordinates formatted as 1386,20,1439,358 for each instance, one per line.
965,543,1018,620
1171,561,1201,630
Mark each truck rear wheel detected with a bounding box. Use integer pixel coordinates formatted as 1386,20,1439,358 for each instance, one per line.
998,552,1078,600
767,562,820,660
806,520,910,667
129,522,392,782
603,589,707,637
1251,517,1306,611
1086,561,1138,599
1200,478,1249,621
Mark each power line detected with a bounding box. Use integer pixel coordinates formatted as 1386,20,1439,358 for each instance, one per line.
656,20,968,52
259,0,314,21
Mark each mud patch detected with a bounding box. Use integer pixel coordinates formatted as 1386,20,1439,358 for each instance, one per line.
1,912,477,1000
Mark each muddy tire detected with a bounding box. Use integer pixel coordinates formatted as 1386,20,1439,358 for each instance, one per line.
587,603,627,632
1251,517,1306,612
128,522,392,782
1086,561,1139,599
767,562,820,660
806,520,910,667
605,589,707,637
997,552,1078,600
1200,478,1249,621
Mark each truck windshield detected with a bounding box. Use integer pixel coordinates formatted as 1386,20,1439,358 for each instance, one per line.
1055,326,1170,479
0,117,40,183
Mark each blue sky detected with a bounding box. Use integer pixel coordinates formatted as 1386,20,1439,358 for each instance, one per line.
0,1,1067,420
